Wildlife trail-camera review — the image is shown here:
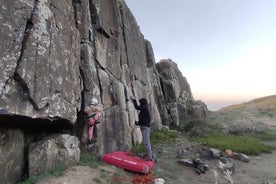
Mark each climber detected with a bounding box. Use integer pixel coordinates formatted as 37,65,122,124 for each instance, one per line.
84,98,102,144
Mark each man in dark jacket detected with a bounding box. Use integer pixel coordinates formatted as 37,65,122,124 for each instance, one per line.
131,96,153,161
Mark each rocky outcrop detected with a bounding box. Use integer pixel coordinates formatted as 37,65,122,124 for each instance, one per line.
0,0,207,183
156,59,207,126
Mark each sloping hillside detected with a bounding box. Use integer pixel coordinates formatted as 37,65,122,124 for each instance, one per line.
221,94,276,112
209,95,276,132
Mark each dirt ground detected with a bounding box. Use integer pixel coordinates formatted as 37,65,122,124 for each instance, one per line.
175,150,276,184
36,142,276,184
231,150,276,184
36,165,118,184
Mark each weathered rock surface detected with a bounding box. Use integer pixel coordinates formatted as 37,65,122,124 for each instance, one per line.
28,134,80,177
0,128,24,184
0,0,81,122
0,0,207,183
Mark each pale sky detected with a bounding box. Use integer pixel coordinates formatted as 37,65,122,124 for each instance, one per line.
124,0,276,111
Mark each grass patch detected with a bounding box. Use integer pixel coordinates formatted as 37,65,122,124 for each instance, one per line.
19,163,67,184
180,119,222,136
191,133,273,155
131,129,178,154
78,151,102,168
93,177,101,183
131,142,145,153
179,115,188,128
254,128,276,141
150,129,178,144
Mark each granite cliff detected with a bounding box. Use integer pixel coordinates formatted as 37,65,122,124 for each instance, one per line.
0,0,207,183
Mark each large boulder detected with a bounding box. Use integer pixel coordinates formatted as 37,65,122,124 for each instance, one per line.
28,134,80,177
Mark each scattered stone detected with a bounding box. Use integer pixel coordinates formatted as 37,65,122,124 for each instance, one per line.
225,149,233,157
162,126,170,130
209,148,221,157
177,158,193,166
218,157,235,173
233,152,250,162
176,147,190,159
154,178,165,184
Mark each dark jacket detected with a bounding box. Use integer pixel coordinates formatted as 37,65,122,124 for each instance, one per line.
132,98,151,127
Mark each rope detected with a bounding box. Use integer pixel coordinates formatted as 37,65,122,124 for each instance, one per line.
111,172,155,184
131,173,155,184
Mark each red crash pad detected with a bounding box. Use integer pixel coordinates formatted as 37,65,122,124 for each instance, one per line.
102,151,154,174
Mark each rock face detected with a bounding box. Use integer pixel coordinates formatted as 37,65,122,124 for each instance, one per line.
0,129,24,184
0,0,81,122
0,0,207,183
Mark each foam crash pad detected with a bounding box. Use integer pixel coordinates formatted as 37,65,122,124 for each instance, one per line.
102,151,154,174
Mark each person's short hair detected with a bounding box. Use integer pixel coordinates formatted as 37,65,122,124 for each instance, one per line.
139,98,147,105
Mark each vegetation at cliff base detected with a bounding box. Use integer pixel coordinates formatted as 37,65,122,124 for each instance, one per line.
150,129,178,144
255,128,276,142
191,133,273,155
132,128,178,154
19,163,67,184
79,151,102,168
